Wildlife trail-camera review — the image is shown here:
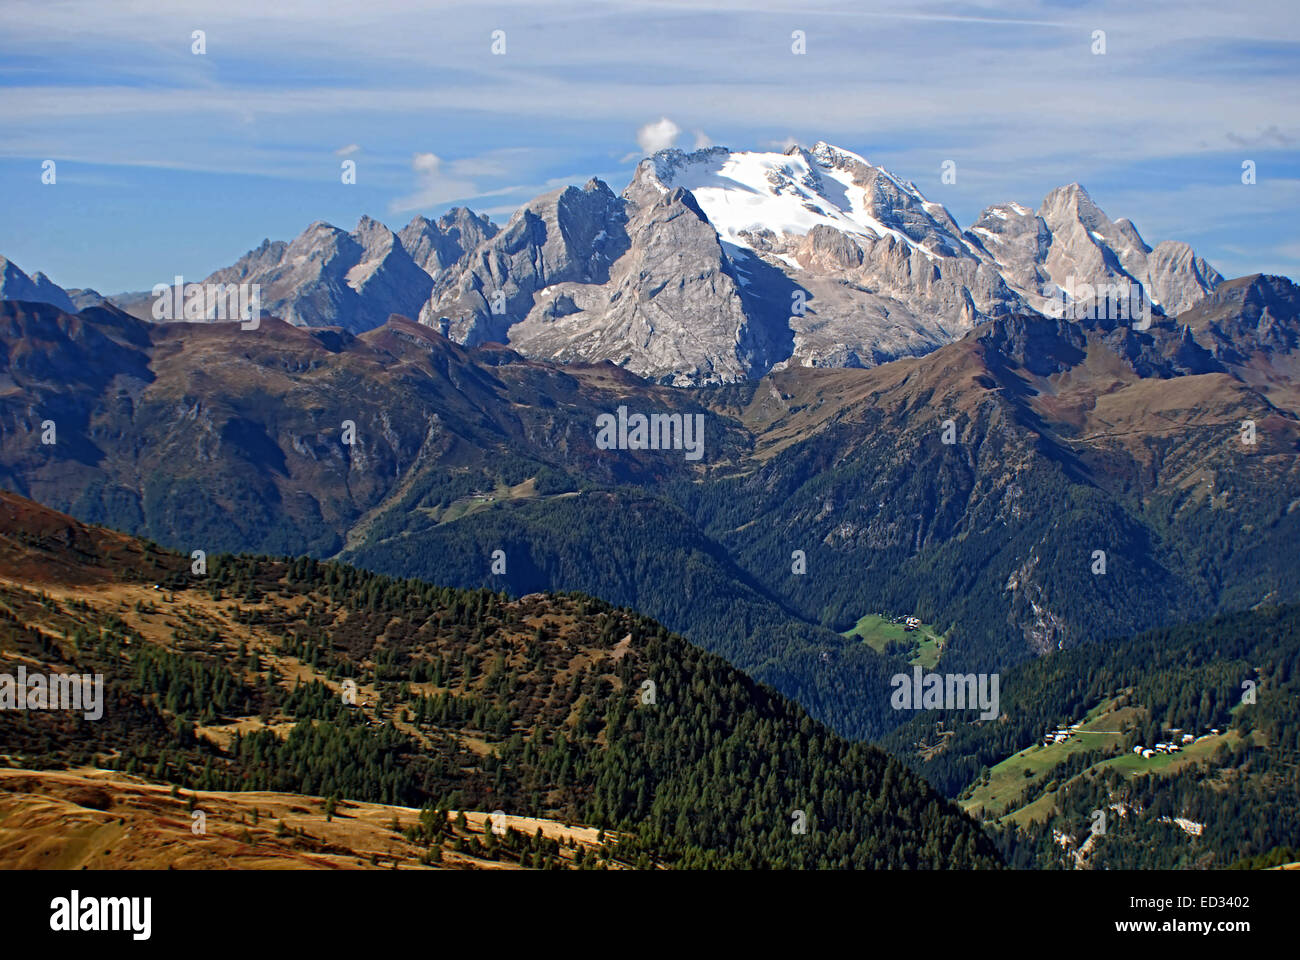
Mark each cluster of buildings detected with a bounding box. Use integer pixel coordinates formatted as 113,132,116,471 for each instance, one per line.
1132,728,1221,759
1040,721,1226,757
1133,742,1181,759
1042,722,1082,746
868,613,924,632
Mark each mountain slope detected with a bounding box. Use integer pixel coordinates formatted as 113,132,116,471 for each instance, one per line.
1178,273,1300,415
0,489,1000,869
0,767,613,870
878,603,1300,869
0,299,738,556
1,280,1298,744
682,306,1300,667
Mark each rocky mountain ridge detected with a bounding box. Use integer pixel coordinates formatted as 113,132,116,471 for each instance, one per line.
1,143,1232,384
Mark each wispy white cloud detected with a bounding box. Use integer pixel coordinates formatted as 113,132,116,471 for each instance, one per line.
390,151,502,213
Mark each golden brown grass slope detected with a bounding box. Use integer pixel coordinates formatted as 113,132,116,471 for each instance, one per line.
0,767,609,870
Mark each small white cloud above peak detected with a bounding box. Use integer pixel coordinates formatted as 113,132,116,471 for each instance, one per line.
636,117,681,155
390,152,480,214
335,144,361,157
412,152,442,173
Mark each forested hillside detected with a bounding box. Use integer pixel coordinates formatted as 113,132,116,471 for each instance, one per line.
0,490,998,869
5,298,1300,747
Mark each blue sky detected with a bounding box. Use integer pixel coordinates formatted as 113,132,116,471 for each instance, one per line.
1,0,1297,293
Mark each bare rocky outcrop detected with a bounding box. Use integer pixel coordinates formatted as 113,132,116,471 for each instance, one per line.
971,182,1221,318
398,208,498,275
418,178,631,347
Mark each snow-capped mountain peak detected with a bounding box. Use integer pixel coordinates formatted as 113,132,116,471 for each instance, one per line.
635,142,969,264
